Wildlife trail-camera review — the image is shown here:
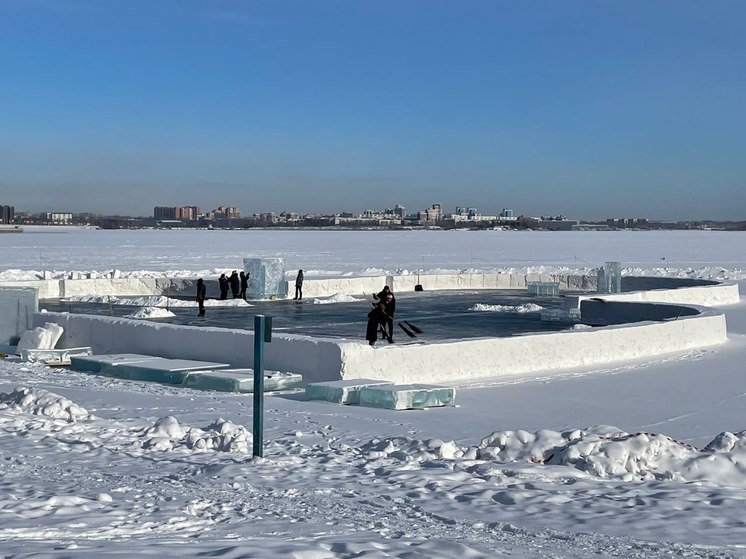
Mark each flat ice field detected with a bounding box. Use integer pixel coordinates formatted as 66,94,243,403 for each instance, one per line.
1,228,745,558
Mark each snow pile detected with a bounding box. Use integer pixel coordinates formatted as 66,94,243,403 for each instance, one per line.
0,387,90,422
542,431,699,481
469,303,544,313
64,295,251,308
311,293,359,304
15,322,64,355
360,436,469,462
142,416,252,453
359,427,746,487
124,307,177,319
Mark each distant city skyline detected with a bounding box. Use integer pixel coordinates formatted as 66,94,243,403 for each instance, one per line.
1,1,744,220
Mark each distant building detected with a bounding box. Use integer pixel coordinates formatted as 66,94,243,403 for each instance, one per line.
450,206,497,223
45,212,73,225
606,217,648,229
207,206,240,220
154,206,202,221
417,203,443,224
0,204,14,224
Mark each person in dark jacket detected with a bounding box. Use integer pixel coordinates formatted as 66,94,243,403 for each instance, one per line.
365,301,388,346
293,269,304,300
218,273,229,300
229,270,240,299
239,271,249,300
374,286,395,342
196,278,207,316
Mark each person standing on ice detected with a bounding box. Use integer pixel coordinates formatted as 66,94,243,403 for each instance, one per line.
293,269,304,300
229,270,240,299
374,286,395,342
365,301,388,346
218,273,229,300
195,278,206,316
239,271,249,300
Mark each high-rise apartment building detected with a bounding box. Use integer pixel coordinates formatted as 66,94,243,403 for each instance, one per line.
154,206,201,221
0,205,14,224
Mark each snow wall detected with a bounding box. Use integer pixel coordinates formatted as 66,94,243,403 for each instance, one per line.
0,277,196,299
35,295,730,385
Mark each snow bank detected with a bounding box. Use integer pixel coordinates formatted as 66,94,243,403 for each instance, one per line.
0,386,90,422
363,426,746,487
124,307,177,319
311,293,360,304
142,416,252,453
64,295,251,308
470,303,543,313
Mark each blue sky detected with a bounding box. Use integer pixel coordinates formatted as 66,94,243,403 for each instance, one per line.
1,0,744,220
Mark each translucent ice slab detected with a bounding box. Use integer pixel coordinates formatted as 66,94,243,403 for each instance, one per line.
527,282,560,296
0,286,38,345
243,257,287,299
183,369,303,393
70,354,230,384
359,384,456,410
70,353,157,373
597,261,622,294
305,379,395,405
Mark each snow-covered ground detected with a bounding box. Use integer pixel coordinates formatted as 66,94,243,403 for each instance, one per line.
1,228,745,558
1,227,744,281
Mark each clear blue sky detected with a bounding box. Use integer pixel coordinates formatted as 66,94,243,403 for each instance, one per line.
1,0,744,220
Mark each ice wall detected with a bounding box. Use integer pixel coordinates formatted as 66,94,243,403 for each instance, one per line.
0,286,38,347
35,299,728,386
35,312,344,384
336,309,728,384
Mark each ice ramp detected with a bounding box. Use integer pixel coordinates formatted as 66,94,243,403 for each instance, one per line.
70,354,230,384
183,369,303,393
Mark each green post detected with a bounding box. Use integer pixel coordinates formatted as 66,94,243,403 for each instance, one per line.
252,314,270,457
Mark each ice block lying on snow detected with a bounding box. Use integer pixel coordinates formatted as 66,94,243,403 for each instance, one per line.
183,369,303,393
359,384,456,410
70,353,158,373
305,379,395,405
70,354,230,384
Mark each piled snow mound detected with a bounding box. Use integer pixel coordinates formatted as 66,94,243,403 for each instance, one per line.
142,416,252,453
124,307,177,319
63,295,251,308
0,387,90,422
360,427,746,487
360,436,468,461
469,303,543,313
311,293,359,304
15,322,64,355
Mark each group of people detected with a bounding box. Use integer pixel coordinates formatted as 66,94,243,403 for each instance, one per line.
366,285,396,346
197,272,399,347
195,271,249,317
218,271,249,301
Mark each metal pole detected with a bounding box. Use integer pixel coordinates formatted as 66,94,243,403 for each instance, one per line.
252,315,265,457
